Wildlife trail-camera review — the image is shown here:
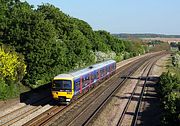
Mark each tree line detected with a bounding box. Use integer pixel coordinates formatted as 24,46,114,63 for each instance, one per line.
0,0,148,98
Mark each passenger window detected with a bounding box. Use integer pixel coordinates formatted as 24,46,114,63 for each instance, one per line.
75,81,80,90
85,76,89,84
86,76,89,80
82,77,86,87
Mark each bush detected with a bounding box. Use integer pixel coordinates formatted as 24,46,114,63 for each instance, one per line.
0,44,26,83
0,44,27,100
159,71,180,125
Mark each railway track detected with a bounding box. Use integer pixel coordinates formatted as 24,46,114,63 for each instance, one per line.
83,55,154,126
116,55,160,126
23,52,166,126
82,53,165,126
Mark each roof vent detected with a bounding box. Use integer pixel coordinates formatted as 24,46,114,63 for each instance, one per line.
89,66,93,69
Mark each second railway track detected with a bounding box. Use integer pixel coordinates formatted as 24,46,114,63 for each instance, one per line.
116,54,162,126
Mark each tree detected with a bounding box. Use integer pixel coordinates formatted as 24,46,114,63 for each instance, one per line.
65,29,95,68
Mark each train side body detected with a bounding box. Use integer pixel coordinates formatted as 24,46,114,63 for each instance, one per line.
52,60,116,103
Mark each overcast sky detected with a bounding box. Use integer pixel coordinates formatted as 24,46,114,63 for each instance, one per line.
26,0,180,35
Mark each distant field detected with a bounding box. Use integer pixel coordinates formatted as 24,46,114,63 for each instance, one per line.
113,34,180,43
141,37,180,42
113,33,180,39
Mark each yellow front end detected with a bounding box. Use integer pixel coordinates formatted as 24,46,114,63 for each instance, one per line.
52,91,73,101
52,78,74,102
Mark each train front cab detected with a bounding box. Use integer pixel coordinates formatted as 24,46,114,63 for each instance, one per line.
52,78,74,103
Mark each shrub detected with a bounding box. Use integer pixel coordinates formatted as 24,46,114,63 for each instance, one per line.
159,71,180,125
0,44,27,100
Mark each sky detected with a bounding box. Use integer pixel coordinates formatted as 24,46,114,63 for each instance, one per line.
26,0,180,35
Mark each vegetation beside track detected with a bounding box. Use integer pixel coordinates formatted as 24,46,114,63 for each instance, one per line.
0,43,28,100
158,52,180,125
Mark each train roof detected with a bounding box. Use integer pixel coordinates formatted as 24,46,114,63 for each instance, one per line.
54,60,116,80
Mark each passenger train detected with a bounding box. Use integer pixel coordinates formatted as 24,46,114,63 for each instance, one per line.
51,60,116,103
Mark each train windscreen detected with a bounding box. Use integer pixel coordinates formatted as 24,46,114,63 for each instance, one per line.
52,80,72,92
